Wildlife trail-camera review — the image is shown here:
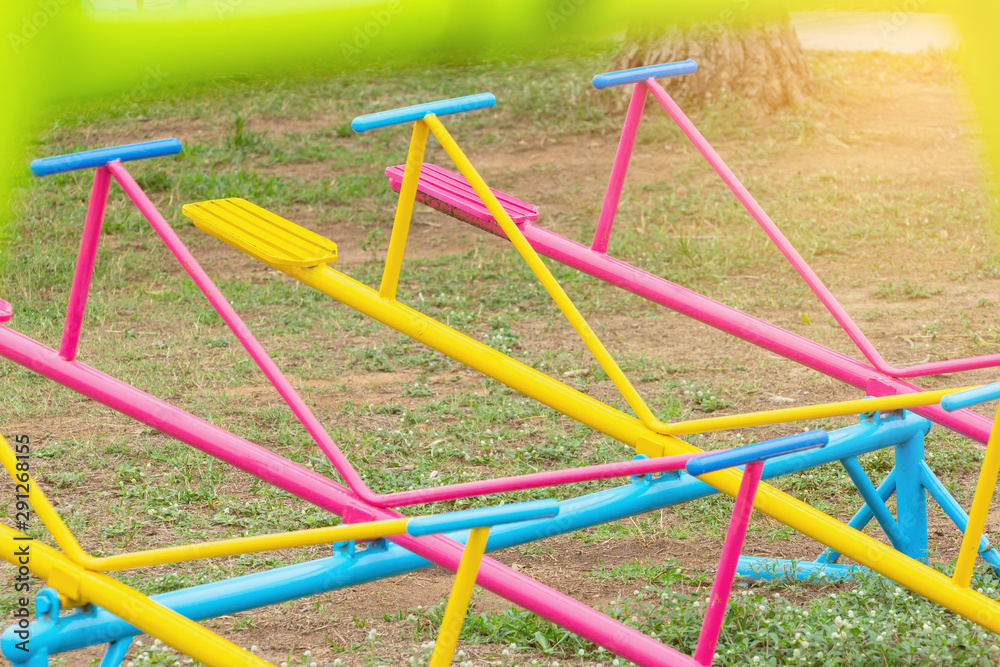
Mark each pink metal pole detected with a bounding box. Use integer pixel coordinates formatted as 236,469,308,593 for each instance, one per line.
0,325,698,667
693,460,764,665
644,78,1000,379
592,82,648,254
105,160,712,510
58,166,111,361
488,219,993,444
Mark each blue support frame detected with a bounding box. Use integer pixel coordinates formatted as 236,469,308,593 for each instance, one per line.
738,410,1000,581
4,410,997,666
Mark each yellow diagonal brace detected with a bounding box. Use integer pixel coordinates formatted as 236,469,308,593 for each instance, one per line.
953,402,1000,587
0,525,268,667
0,434,407,571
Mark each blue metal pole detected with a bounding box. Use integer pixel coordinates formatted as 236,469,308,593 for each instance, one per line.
1,412,930,664
814,469,896,565
840,456,908,551
895,431,929,562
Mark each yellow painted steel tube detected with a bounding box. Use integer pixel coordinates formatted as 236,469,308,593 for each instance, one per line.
0,434,408,571
428,526,490,667
422,114,666,432
277,265,1000,633
380,119,429,301
657,387,974,435
286,263,693,458
953,403,1000,587
0,525,268,667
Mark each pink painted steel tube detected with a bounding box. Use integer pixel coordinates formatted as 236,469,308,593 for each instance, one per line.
493,218,993,444
644,78,1000,380
0,325,698,667
693,460,764,665
106,160,708,509
592,82,648,254
106,160,378,502
58,166,111,362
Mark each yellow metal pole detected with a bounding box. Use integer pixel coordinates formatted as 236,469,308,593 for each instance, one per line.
428,526,490,667
953,402,1000,587
0,525,269,667
422,114,665,432
0,434,408,571
656,387,973,435
278,264,1000,634
380,119,429,301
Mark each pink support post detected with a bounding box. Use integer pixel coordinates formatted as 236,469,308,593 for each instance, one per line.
693,460,764,665
592,82,648,254
106,159,704,510
645,78,1000,379
0,325,700,667
58,166,111,361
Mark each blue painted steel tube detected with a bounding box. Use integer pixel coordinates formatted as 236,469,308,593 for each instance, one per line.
840,456,908,551
895,432,929,561
407,499,559,536
30,139,183,176
686,430,827,476
815,469,896,565
736,557,865,581
1,413,928,663
942,382,1000,412
351,94,496,132
592,59,698,89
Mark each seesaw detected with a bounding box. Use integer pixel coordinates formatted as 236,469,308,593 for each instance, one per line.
2,66,998,665
377,60,998,447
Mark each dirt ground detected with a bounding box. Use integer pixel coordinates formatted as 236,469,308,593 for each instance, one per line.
3,51,1000,666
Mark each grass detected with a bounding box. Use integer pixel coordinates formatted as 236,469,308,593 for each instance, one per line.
1,43,999,666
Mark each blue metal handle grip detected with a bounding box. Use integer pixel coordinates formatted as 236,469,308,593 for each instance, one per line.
942,381,1000,412
686,430,829,476
352,93,496,133
30,138,183,177
406,499,559,537
592,59,698,90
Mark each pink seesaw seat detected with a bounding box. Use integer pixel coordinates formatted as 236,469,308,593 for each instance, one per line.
384,163,539,238
0,299,11,323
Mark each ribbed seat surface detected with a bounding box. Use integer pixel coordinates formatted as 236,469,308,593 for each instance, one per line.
183,198,337,268
385,163,538,228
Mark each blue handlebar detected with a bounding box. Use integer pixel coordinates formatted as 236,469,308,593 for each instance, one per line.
406,499,559,537
941,381,1000,412
351,93,496,133
686,430,829,477
592,59,698,90
30,138,183,177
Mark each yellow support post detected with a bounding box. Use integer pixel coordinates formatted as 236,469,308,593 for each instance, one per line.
0,434,409,571
428,526,490,667
421,114,666,432
380,119,429,301
0,525,268,667
953,403,1000,587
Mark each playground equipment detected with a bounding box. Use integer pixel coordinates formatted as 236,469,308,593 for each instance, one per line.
1,59,999,665
380,59,997,446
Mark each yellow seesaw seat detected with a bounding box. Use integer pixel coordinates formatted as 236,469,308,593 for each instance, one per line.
183,198,337,268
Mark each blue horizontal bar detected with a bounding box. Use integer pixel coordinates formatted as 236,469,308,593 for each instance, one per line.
407,498,559,537
352,93,496,133
941,381,1000,412
737,556,864,582
30,138,183,177
592,59,698,90
686,430,829,476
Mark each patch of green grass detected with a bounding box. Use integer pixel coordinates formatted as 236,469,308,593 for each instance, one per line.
873,279,944,301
